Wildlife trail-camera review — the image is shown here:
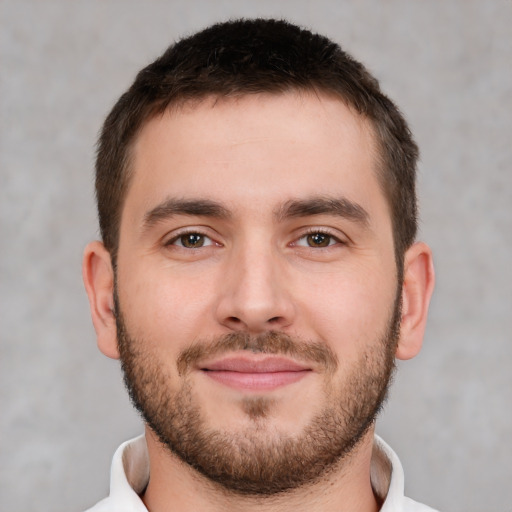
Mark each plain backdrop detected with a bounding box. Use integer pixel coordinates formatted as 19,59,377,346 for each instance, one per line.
1,1,511,511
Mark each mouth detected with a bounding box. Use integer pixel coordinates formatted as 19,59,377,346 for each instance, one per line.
199,355,312,391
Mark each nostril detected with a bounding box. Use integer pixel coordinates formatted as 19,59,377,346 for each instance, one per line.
268,317,281,324
228,317,242,324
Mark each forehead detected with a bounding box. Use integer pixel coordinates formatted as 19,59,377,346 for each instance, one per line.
124,91,388,224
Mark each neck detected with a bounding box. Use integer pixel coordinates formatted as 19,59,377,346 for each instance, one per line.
141,426,380,512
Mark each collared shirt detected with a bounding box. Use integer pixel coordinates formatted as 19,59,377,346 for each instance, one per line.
85,435,439,512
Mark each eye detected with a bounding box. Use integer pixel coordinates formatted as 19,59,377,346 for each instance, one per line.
295,231,340,248
169,232,214,248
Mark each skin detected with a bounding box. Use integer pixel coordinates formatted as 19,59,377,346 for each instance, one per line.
83,91,435,512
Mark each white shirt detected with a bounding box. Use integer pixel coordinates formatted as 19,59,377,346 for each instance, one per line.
85,435,439,512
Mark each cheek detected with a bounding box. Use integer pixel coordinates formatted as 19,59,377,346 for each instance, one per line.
296,265,397,356
116,260,216,352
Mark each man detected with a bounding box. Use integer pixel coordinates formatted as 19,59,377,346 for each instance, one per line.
82,18,436,512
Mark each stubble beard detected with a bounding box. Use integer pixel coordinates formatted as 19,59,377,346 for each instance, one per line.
115,290,401,496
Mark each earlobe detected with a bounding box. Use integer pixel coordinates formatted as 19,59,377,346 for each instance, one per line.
82,241,120,359
395,242,435,361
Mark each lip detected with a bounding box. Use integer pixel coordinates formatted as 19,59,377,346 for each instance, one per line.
199,355,312,391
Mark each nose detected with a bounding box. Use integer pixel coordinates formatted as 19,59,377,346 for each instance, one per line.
215,241,295,334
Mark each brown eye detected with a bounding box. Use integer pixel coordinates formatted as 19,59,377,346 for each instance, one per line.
175,233,209,248
306,232,332,247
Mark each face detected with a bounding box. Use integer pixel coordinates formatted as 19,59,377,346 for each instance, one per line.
115,92,400,494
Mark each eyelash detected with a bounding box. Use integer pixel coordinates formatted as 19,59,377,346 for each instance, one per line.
165,229,218,249
164,227,345,250
293,228,345,248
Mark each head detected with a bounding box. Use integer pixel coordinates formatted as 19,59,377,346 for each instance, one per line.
95,18,419,276
84,18,434,497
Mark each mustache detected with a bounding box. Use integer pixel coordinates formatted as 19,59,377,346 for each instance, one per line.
176,331,338,376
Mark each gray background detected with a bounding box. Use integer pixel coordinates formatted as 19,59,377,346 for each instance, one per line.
1,1,511,511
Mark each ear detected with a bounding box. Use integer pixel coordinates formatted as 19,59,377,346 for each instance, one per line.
395,241,435,360
82,241,120,359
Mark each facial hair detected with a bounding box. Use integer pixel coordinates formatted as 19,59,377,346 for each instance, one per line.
115,291,401,496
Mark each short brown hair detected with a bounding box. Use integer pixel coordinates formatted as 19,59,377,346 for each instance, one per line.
96,18,418,271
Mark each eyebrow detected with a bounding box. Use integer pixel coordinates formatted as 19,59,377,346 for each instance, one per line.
143,198,231,228
142,195,370,231
275,196,370,226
